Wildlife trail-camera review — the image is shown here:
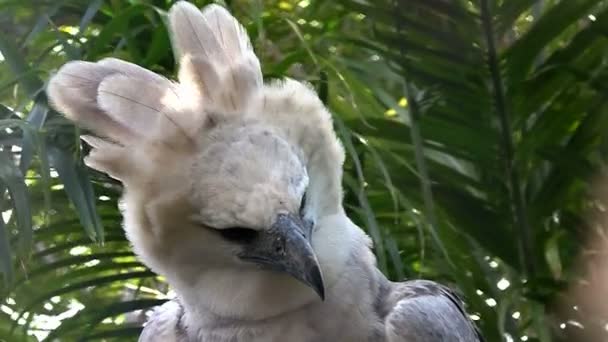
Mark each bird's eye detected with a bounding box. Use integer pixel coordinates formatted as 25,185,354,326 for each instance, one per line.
218,227,259,243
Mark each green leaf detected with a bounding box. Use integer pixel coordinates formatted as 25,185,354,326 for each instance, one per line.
0,213,12,286
79,0,104,33
544,232,563,280
505,0,603,84
0,150,32,259
0,31,43,98
48,146,104,242
88,5,147,58
81,326,143,340
19,101,48,173
44,298,162,341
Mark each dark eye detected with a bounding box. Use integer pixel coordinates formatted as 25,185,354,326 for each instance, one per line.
218,227,259,243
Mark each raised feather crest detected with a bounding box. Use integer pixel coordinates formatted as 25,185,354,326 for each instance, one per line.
47,1,344,217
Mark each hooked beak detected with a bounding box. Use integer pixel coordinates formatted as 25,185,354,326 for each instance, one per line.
238,213,325,300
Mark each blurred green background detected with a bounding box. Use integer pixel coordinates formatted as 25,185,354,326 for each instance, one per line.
1,0,608,340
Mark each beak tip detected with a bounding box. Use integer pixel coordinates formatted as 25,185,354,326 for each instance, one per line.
309,264,326,301
318,287,326,301
311,283,325,301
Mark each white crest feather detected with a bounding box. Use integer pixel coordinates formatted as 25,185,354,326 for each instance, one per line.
47,1,343,206
47,56,203,180
47,58,198,145
169,2,262,114
46,61,134,143
96,74,193,143
79,135,128,178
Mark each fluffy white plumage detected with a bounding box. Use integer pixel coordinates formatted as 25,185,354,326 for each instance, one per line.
47,2,482,341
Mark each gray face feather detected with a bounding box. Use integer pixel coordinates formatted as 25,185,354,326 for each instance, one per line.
191,122,308,231
185,120,326,297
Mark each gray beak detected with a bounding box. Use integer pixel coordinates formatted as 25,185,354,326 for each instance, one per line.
238,213,325,300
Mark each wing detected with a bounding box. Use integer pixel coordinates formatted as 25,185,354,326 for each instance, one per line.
383,280,483,342
138,300,187,342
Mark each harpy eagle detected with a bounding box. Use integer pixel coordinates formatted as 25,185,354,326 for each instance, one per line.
47,2,483,341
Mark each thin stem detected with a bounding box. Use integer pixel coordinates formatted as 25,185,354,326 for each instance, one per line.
393,1,454,271
480,0,536,277
404,82,453,270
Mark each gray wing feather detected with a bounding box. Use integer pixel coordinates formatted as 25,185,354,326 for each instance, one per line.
384,280,483,342
139,300,187,342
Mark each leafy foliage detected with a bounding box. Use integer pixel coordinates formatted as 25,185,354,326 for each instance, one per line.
1,0,607,341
